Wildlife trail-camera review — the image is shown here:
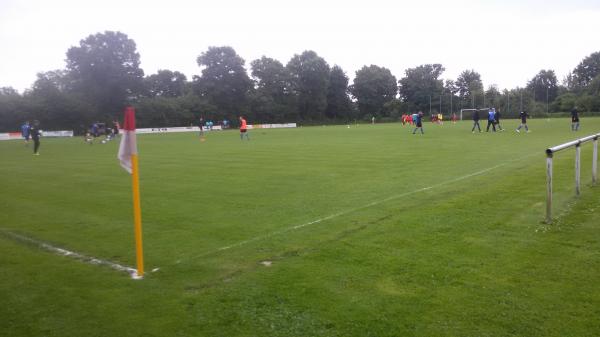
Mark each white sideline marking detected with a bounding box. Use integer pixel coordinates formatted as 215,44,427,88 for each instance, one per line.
1,230,139,278
192,153,538,259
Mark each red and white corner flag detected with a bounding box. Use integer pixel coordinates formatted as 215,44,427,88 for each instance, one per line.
117,105,145,278
118,106,137,174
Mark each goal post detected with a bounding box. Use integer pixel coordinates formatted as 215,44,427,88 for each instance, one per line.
459,108,490,121
545,133,600,223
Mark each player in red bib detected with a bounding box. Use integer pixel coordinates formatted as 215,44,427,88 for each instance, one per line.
239,116,250,140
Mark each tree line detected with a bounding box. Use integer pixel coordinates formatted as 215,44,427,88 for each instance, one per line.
1,30,600,132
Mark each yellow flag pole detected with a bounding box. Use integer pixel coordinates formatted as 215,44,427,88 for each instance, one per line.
131,153,144,277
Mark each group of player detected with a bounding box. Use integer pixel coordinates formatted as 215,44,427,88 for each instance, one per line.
470,108,505,133
471,106,581,134
400,105,582,135
400,111,460,135
401,112,460,126
198,116,249,141
84,121,120,144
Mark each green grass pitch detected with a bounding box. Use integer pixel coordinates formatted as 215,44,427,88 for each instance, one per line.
1,118,600,336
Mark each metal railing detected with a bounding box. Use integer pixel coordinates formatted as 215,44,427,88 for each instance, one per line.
545,133,599,223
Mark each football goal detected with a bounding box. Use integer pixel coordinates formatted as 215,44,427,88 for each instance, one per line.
460,108,491,120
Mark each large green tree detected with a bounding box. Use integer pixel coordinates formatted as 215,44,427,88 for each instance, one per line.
444,79,459,114
526,69,558,103
194,46,252,119
325,65,353,120
351,65,397,117
28,71,90,130
572,51,600,88
398,64,443,112
0,87,26,131
7,70,95,132
250,56,293,122
485,84,502,108
251,57,290,98
456,70,484,107
584,74,600,96
286,51,330,120
144,70,187,97
66,31,144,119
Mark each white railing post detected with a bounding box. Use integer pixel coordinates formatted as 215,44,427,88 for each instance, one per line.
575,142,581,196
593,136,598,185
546,151,553,224
545,133,599,222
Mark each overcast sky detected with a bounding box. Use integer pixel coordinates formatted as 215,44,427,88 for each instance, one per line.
1,0,599,93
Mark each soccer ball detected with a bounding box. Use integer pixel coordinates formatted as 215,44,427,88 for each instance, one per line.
101,140,106,144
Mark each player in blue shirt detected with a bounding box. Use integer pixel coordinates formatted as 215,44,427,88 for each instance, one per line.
21,121,31,144
91,123,99,138
486,108,496,132
412,111,424,134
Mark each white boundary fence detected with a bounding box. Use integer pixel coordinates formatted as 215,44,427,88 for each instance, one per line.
1,123,298,140
134,123,296,134
135,126,211,134
0,130,74,140
545,132,600,223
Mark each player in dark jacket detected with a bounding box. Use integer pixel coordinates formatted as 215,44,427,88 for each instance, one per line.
516,111,529,133
494,109,504,131
571,107,580,131
30,120,41,155
471,109,481,133
198,117,206,138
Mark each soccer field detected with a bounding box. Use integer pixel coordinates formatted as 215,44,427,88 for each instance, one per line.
2,118,600,336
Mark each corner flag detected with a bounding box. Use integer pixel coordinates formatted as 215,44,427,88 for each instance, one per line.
118,106,137,173
117,106,144,278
